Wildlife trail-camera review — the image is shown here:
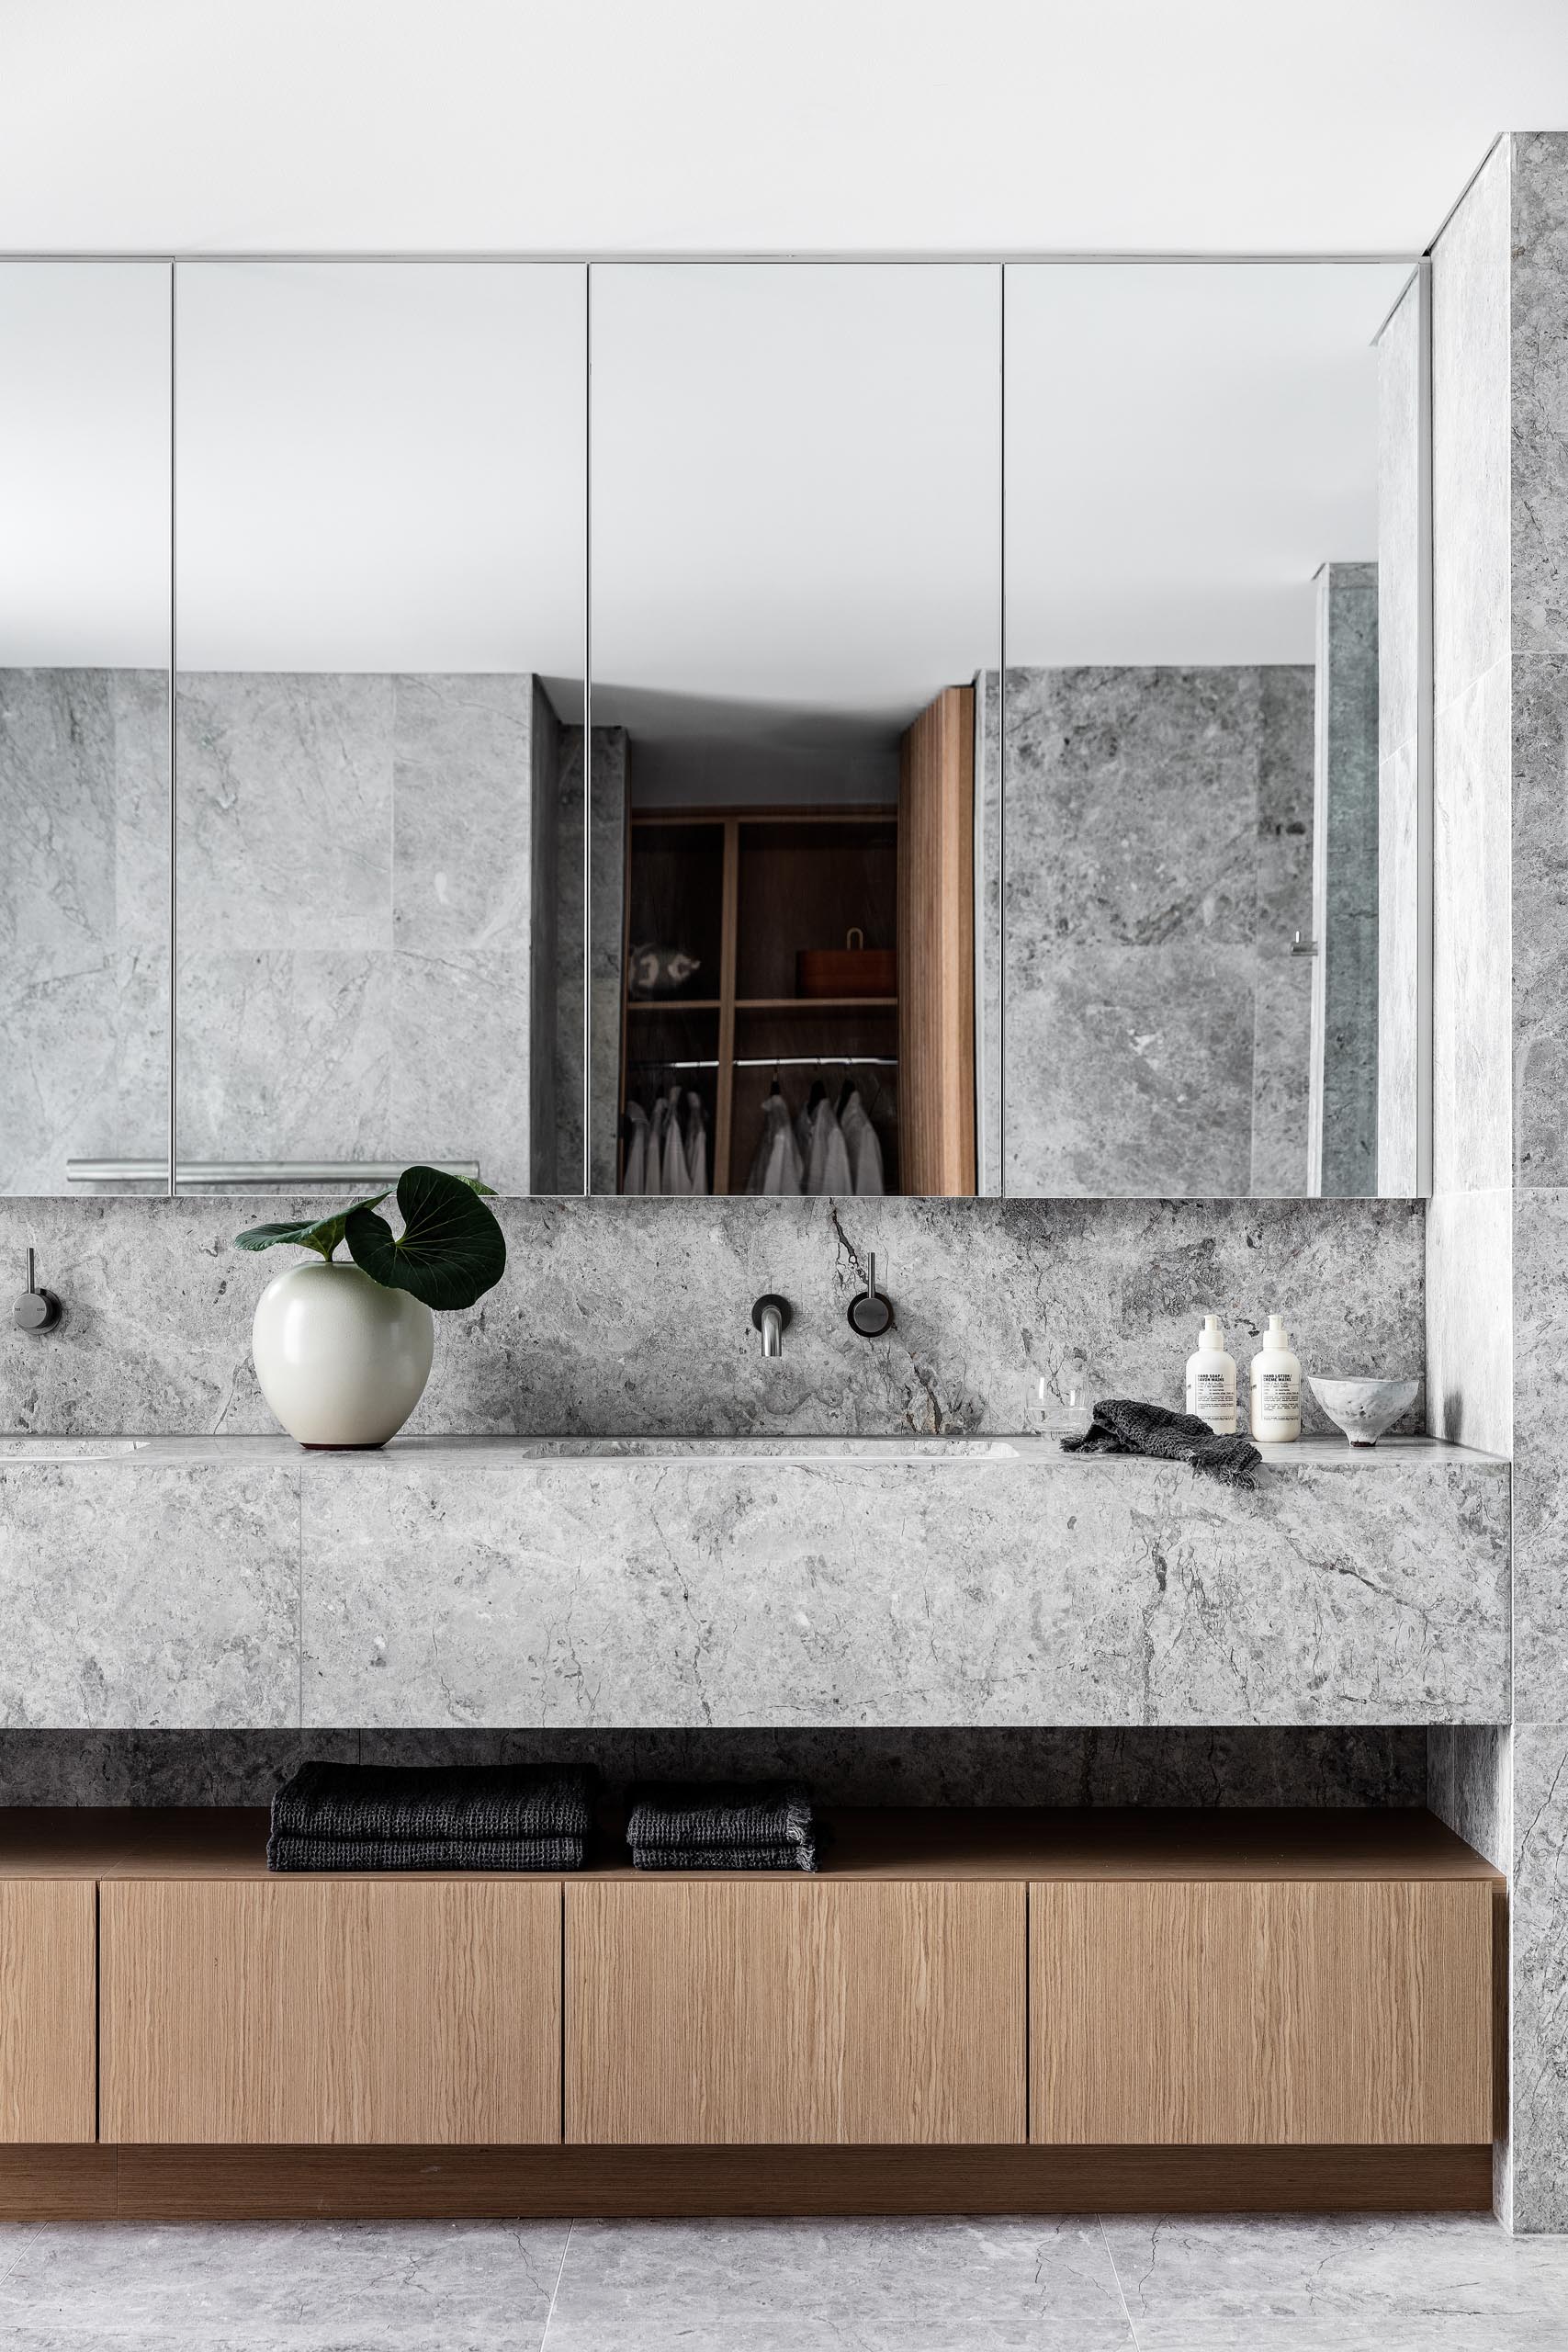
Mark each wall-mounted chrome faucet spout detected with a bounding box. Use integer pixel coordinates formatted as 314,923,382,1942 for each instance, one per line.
751,1294,792,1358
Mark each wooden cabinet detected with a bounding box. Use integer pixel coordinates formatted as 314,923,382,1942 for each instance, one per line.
0,1881,96,2143
1032,1876,1495,2145
100,1877,561,2145
0,1804,1501,2188
566,1877,1025,2145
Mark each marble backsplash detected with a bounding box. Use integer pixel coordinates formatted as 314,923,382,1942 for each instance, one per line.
0,1192,1425,1439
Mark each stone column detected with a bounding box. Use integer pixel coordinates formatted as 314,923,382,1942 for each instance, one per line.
1425,130,1568,2233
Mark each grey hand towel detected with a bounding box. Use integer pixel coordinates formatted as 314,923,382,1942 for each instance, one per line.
266,1830,585,1872
270,1759,595,1844
631,1840,818,1873
626,1781,815,1855
1060,1397,1260,1488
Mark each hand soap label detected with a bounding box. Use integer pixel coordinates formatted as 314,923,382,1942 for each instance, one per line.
1185,1364,1237,1434
1186,1317,1238,1436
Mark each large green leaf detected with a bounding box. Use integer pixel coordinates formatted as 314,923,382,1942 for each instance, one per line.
232,1198,387,1262
344,1165,506,1311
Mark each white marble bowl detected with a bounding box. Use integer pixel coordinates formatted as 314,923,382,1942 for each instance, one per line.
1308,1375,1419,1447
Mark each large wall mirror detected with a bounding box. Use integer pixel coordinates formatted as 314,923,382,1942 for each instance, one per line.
589,263,1002,1201
173,262,588,1195
998,261,1420,1199
1,255,1425,1203
0,262,172,1193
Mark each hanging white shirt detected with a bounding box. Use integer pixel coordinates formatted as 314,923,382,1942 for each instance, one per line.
684,1092,709,1196
805,1098,853,1196
840,1087,886,1196
660,1085,692,1195
623,1102,649,1196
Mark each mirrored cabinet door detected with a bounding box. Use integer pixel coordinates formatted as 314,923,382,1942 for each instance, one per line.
999,260,1419,1200
0,263,172,1194
173,261,589,1196
589,263,1002,1199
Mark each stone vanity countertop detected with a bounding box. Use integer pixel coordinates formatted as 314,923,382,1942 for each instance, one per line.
0,1432,1509,1733
0,1432,1504,1468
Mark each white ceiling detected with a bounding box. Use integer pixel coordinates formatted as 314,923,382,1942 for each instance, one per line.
1,1,1564,256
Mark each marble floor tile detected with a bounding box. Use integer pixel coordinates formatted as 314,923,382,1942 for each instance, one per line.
541,2216,1135,2349
1101,2212,1568,2347
0,2219,568,2349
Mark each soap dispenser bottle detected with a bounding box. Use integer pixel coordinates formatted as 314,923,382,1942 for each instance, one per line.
1249,1314,1303,1444
1185,1315,1237,1435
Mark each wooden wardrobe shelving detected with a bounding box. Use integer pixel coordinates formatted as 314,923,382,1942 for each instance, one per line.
617,684,979,1196
619,805,901,1194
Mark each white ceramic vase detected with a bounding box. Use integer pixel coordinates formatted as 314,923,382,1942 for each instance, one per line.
251,1261,434,1448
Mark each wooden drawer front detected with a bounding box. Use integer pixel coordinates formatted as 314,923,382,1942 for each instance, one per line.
566,1879,1025,2146
0,1882,96,2143
100,1879,561,2145
1032,1878,1494,2145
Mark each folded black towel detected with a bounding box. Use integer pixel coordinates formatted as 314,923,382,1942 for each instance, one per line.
270,1759,595,1844
631,1840,818,1873
626,1781,815,1856
267,1831,585,1873
1060,1397,1260,1488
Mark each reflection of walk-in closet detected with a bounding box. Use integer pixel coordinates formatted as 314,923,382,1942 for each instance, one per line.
616,685,978,1198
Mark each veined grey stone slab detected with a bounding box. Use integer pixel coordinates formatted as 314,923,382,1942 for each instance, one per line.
176,672,393,954
1505,1719,1568,2235
1310,562,1380,1200
0,1459,299,1727
0,1194,1427,1442
1512,654,1568,1187
1425,1185,1512,1457
1433,660,1512,1195
298,1442,1508,1731
1512,133,1568,661
1378,738,1419,1193
1511,1187,1568,1719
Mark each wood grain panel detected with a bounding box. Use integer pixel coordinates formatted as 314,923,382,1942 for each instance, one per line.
1032,1879,1493,2145
100,1879,561,2145
0,1881,96,2143
898,685,976,1194
567,1879,1023,2145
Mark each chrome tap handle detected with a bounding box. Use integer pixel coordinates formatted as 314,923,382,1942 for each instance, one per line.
847,1251,895,1339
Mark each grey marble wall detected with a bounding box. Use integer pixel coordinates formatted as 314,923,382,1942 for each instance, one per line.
0,668,169,1194
998,664,1314,1197
1423,130,1568,2233
1309,563,1380,1196
557,725,627,1196
175,670,559,1194
0,1724,1427,1811
0,1192,1425,1442
1378,277,1422,1193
